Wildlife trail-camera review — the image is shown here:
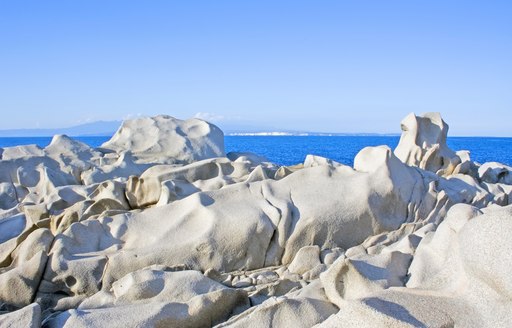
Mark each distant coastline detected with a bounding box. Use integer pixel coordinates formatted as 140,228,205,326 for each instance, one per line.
225,132,399,137
0,120,398,138
2,120,511,138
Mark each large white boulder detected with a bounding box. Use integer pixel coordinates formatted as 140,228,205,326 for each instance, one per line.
101,115,225,164
394,112,462,176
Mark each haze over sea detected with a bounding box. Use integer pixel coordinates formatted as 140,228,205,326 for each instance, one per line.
1,136,510,167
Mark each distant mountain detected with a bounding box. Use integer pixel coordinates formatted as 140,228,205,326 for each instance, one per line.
0,121,122,137
0,119,399,138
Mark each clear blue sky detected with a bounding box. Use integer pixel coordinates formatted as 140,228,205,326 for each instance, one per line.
0,1,511,136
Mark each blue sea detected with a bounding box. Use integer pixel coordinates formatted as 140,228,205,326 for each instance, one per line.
0,136,511,167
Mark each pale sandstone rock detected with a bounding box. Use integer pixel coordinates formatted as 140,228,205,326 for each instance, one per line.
217,296,337,328
478,161,512,184
0,303,41,328
82,268,249,308
394,112,461,176
38,146,431,309
459,205,512,299
46,291,247,328
320,248,345,266
1,145,44,160
44,135,100,181
248,278,302,305
287,245,321,275
0,229,53,308
101,115,225,164
45,269,248,328
0,213,32,267
227,152,273,166
50,200,93,234
80,151,151,185
125,157,256,209
243,165,270,183
480,181,511,205
273,164,303,180
315,289,477,328
406,203,482,290
302,264,327,281
317,205,512,328
321,250,411,305
0,183,18,210
303,155,343,168
0,113,510,327
225,279,337,325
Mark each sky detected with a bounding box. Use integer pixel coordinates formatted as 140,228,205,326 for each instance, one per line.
0,1,511,136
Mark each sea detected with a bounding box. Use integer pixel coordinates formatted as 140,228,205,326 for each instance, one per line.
0,136,511,167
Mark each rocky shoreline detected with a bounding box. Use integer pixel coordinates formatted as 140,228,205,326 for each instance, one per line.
0,113,511,327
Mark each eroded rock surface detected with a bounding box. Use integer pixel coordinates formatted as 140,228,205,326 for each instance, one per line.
101,115,225,164
0,112,511,327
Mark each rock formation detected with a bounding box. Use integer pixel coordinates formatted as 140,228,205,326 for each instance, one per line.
0,113,511,327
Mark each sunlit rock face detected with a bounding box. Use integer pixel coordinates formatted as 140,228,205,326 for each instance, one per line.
0,113,511,328
101,115,225,164
394,112,463,176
